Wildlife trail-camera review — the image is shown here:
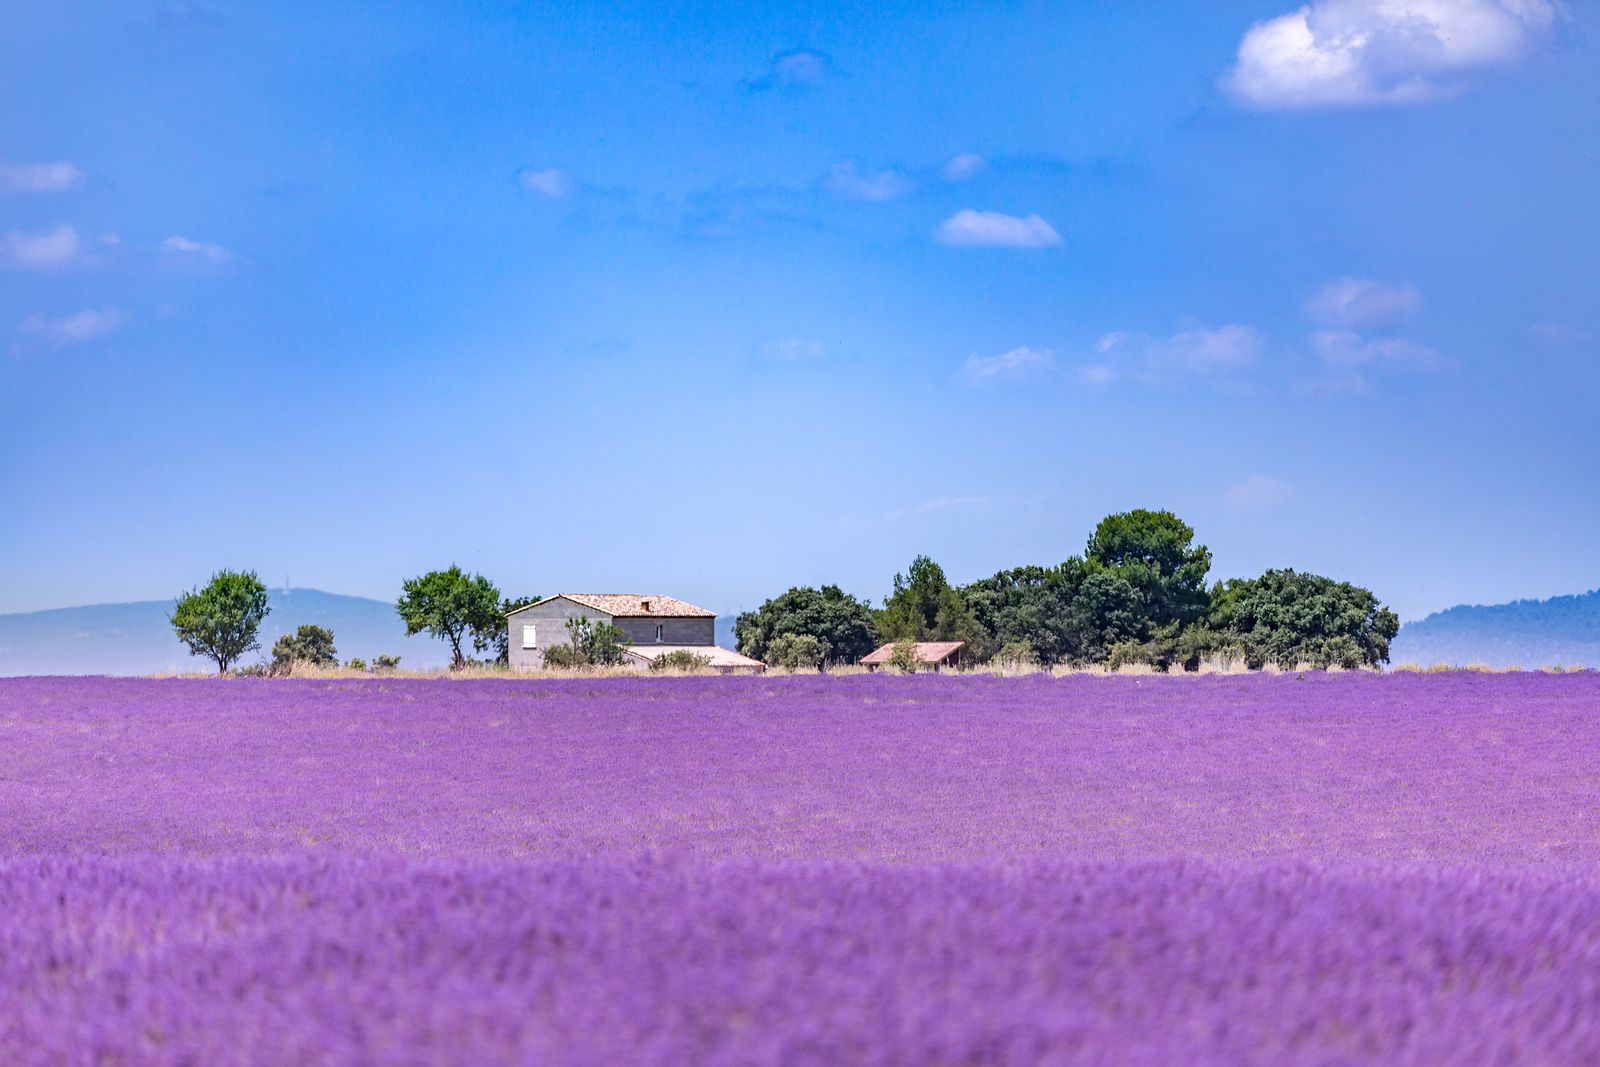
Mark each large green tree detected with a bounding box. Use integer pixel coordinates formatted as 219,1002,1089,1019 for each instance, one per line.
395,566,502,669
1085,509,1212,631
877,556,981,646
964,559,1145,666
735,584,881,665
1211,569,1400,669
170,569,271,673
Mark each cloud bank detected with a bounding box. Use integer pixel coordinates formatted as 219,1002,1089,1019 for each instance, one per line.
17,308,125,348
0,160,84,194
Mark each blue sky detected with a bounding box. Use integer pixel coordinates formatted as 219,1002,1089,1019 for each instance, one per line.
2,0,1596,621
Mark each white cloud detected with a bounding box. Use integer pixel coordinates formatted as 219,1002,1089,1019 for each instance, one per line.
942,153,987,181
1077,364,1115,386
1223,474,1291,511
1305,277,1421,329
1224,0,1560,109
519,167,576,198
962,346,1054,382
17,308,125,348
747,48,834,92
763,336,825,362
1528,321,1585,346
1102,323,1263,375
0,160,84,194
825,163,914,202
934,209,1062,248
1,225,82,270
160,235,234,263
1310,329,1441,369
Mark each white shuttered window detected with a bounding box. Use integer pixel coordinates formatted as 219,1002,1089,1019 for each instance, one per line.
521,624,537,649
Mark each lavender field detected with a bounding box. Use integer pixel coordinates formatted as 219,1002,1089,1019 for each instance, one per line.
3,674,1599,1064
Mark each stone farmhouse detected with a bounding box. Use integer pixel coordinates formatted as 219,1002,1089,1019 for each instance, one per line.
505,594,764,672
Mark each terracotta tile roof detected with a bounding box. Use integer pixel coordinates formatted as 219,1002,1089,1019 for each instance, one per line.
859,641,966,666
533,594,716,619
622,645,766,670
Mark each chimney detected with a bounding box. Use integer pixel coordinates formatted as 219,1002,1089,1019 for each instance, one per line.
641,599,652,612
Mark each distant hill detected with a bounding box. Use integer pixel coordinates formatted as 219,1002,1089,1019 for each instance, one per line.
1390,589,1600,669
0,589,743,676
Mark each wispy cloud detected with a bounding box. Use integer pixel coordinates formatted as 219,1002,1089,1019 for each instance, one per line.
941,153,987,181
746,48,835,92
762,336,826,362
825,163,914,202
0,160,85,194
1305,277,1421,329
1223,474,1290,511
1223,0,1560,109
1310,330,1441,370
1528,321,1586,347
519,167,577,199
962,346,1054,382
160,235,234,264
934,209,1062,249
1,225,83,270
16,308,125,348
1100,323,1262,376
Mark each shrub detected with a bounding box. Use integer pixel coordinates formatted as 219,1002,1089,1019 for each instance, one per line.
345,658,368,672
540,644,584,670
765,633,827,671
269,625,339,675
992,641,1039,674
888,639,922,675
372,655,401,673
651,650,714,673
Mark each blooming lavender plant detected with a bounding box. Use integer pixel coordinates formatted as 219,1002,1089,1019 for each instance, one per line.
0,673,1596,1063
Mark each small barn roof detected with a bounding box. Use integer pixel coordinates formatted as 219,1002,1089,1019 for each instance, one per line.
859,641,966,666
508,594,716,619
622,645,766,670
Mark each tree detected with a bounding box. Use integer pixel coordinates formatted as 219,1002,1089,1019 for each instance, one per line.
490,595,540,665
877,556,981,647
735,585,880,665
170,570,270,673
1085,509,1212,631
888,638,923,674
395,566,503,669
764,632,827,671
269,624,338,674
963,559,1145,666
542,616,629,669
1211,569,1400,669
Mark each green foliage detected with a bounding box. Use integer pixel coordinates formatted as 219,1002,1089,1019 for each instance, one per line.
887,638,923,674
170,570,271,674
542,617,630,669
395,566,502,669
764,632,827,671
992,640,1039,672
268,624,339,674
735,585,879,665
371,654,401,673
1085,509,1212,631
1211,569,1400,669
345,657,368,672
650,649,714,673
877,556,982,648
491,596,539,665
963,560,1144,666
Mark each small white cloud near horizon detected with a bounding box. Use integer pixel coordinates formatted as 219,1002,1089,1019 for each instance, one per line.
763,336,826,362
825,163,914,202
1,225,82,270
0,160,85,194
962,346,1054,382
1223,474,1291,511
1101,323,1263,376
1223,0,1560,109
942,153,987,181
519,167,576,198
1305,277,1421,329
160,235,234,264
16,307,125,348
1311,329,1441,370
934,209,1062,249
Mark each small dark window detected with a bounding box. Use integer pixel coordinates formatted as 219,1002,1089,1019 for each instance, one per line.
655,624,664,643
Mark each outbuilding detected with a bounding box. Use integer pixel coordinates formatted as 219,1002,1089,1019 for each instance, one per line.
505,594,762,672
859,640,967,671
